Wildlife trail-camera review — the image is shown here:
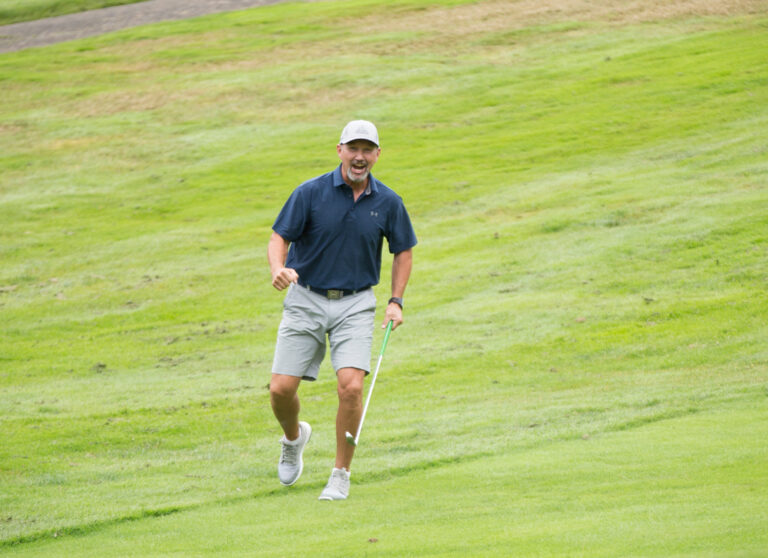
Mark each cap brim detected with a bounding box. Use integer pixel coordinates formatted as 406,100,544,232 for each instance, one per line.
341,137,379,146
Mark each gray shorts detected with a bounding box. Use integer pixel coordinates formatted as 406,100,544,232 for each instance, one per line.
272,283,376,381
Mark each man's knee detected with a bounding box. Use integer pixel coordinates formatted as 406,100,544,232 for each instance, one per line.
270,374,300,400
337,368,365,402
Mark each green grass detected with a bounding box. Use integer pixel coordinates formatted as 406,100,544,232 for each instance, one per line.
0,0,147,26
4,407,767,557
1,0,767,555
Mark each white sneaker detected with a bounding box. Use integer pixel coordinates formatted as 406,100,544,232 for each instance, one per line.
278,421,311,486
318,468,350,501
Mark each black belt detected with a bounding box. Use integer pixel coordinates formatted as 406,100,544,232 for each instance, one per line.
297,280,370,300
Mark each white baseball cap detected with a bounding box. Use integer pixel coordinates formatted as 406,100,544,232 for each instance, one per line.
339,120,379,146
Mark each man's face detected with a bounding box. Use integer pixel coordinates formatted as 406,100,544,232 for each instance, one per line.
337,140,380,186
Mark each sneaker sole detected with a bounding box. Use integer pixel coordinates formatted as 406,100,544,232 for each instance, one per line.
318,495,347,501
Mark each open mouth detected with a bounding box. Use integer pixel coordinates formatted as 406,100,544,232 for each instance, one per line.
348,162,369,181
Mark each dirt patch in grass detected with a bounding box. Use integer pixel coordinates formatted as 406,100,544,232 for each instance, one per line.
0,0,291,53
355,0,767,34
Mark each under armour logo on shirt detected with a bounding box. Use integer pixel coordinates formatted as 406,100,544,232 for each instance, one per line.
370,211,379,218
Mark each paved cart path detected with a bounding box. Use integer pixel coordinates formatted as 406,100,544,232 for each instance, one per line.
0,0,292,53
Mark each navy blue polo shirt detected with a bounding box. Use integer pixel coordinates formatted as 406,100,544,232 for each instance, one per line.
272,165,417,291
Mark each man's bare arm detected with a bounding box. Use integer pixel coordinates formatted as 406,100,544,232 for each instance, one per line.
268,232,298,290
384,248,413,329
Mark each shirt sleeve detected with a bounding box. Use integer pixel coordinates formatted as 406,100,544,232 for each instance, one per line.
386,198,418,254
272,186,308,242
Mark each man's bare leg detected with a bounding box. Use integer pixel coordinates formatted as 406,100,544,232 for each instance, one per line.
335,367,365,470
270,373,302,441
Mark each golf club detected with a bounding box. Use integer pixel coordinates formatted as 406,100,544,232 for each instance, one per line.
345,319,394,447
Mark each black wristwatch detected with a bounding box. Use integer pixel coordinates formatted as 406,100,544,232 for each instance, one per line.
388,297,404,309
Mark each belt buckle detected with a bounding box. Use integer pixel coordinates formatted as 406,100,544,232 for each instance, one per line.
326,289,343,300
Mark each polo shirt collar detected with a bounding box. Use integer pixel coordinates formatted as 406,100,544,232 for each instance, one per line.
333,164,379,196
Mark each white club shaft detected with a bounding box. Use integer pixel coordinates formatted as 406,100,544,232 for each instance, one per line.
354,352,384,444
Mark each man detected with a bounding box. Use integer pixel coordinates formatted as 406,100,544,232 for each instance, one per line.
267,120,417,501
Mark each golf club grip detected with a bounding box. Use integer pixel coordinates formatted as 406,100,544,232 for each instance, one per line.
380,319,393,356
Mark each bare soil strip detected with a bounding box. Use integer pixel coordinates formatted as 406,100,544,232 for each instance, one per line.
0,0,289,53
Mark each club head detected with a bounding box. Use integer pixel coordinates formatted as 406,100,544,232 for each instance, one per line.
345,431,357,446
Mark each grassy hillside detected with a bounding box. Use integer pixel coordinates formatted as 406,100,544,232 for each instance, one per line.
1,0,767,555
